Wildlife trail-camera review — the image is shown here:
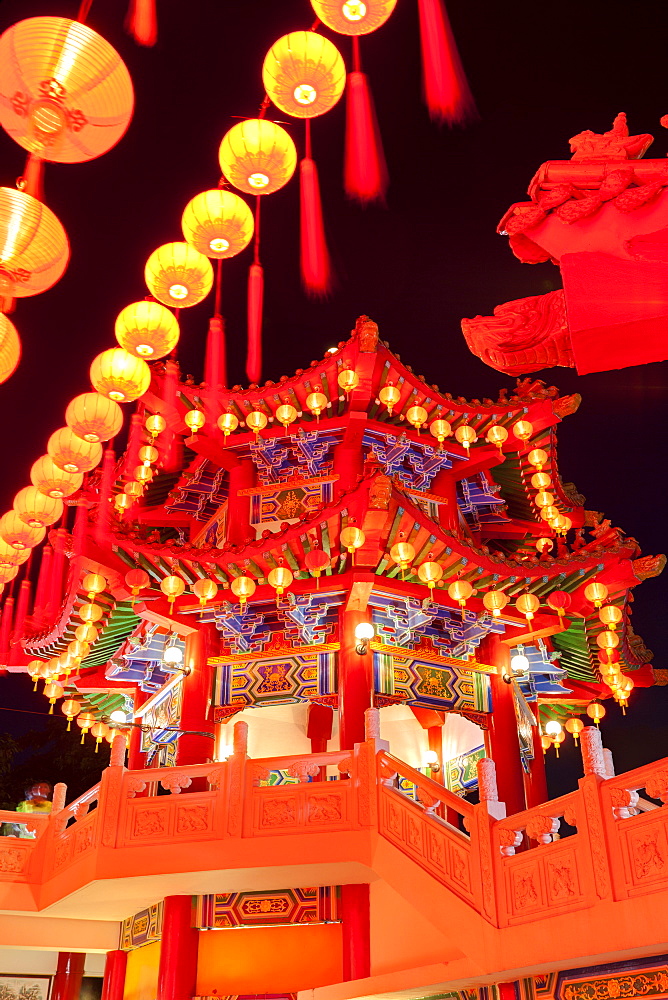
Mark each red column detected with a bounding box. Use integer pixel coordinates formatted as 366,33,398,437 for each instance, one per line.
128,688,149,771
101,951,127,1000
338,608,373,750
176,626,217,766
226,460,255,546
524,720,549,806
33,544,53,621
430,469,458,532
341,884,370,981
157,896,198,1000
478,633,526,816
51,953,85,1000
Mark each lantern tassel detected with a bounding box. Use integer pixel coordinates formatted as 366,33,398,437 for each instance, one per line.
416,0,477,124
125,0,157,46
205,315,227,390
124,411,143,478
300,157,332,296
246,263,263,385
95,447,116,548
161,359,181,472
344,72,388,203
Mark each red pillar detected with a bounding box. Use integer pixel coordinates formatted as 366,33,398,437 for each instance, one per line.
51,953,85,1000
338,607,373,751
33,544,53,621
226,460,255,546
0,596,14,664
430,469,458,532
478,633,526,816
175,626,217,766
128,688,149,771
9,579,31,665
101,951,127,1000
157,896,198,1000
341,884,370,981
524,720,549,806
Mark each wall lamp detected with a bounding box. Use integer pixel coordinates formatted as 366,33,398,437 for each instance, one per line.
504,646,530,684
354,622,375,655
423,749,440,773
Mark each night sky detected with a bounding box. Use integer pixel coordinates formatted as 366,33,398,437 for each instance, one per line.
0,0,666,780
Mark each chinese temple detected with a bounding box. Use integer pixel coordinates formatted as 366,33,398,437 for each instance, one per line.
0,6,668,1000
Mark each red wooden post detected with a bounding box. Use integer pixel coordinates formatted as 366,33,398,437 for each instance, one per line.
175,626,217,766
341,883,370,981
157,896,198,1000
338,607,373,750
478,632,526,816
101,951,127,1000
51,953,85,1000
128,688,149,771
524,719,549,806
226,460,255,546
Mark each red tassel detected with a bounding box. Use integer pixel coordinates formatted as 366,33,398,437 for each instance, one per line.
344,72,388,203
300,158,332,296
205,316,227,390
0,597,14,666
95,447,116,548
20,154,44,201
247,263,263,385
125,0,157,46
160,359,181,471
417,0,476,124
124,412,143,479
9,579,31,666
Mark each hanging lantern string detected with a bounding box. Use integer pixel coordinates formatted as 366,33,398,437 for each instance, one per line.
352,36,362,73
253,196,262,266
214,258,223,317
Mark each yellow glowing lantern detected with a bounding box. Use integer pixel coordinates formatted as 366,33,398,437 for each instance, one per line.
552,514,572,535
0,510,44,550
528,448,548,471
0,565,19,584
0,16,133,162
217,412,239,438
338,369,359,394
219,119,297,196
82,573,105,600
231,575,256,609
184,409,206,438
306,392,328,419
124,482,143,501
90,348,150,403
13,486,62,528
76,711,96,742
75,622,98,644
540,505,559,522
193,578,218,607
448,579,474,608
516,592,540,624
28,659,43,689
379,383,401,416
0,314,20,383
619,676,634,704
115,301,179,360
263,32,346,119
66,392,123,443
125,568,150,596
0,187,69,298
139,445,159,465
44,681,64,712
276,403,298,431
246,410,268,437
534,491,554,509
31,455,82,498
182,189,254,259
486,424,508,454
597,629,619,651
430,418,452,447
90,720,109,750
599,604,622,630
48,427,102,474
135,465,154,484
586,701,606,726
61,698,81,730
310,0,397,35
512,419,534,441
585,581,609,607
536,537,553,555
78,602,103,624
483,590,509,617
531,471,551,490
268,564,293,604
340,525,365,555
455,424,477,452
406,404,428,432
68,639,90,661
0,538,30,567
145,413,166,438
390,538,415,576
145,242,213,309
541,734,552,752
161,574,185,609
114,493,133,514
418,560,443,591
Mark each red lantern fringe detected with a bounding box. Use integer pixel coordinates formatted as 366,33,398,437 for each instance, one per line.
125,0,157,46
160,359,182,471
95,447,116,548
247,263,263,385
300,157,331,296
205,315,227,390
9,579,31,666
124,412,143,479
344,72,388,204
0,596,14,665
416,0,476,124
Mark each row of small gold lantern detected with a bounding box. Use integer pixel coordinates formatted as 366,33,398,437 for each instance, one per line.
114,413,166,516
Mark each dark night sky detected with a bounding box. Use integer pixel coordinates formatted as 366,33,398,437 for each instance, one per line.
0,0,666,777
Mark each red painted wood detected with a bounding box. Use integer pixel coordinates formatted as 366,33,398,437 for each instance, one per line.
157,896,198,1000
479,632,527,816
176,626,217,766
51,952,85,1000
341,884,370,981
338,608,373,751
101,951,127,1000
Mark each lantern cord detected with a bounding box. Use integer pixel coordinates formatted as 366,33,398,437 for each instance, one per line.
246,263,264,385
416,0,477,124
258,95,271,121
352,36,362,73
253,195,261,266
19,154,44,201
214,258,223,317
77,0,94,23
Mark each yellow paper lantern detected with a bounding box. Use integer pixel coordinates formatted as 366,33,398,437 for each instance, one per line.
390,539,415,574
276,403,298,431
161,574,185,608
78,602,103,623
0,510,44,550
231,575,256,609
596,629,619,651
486,425,508,450
528,448,548,471
306,392,328,418
586,701,606,726
418,560,443,590
599,604,622,630
0,538,30,568
246,410,268,436
145,242,213,309
516,592,540,622
535,537,553,555
455,424,477,452
0,314,21,383
430,418,452,445
114,492,133,513
82,572,105,599
219,119,297,196
540,505,559,522
338,369,359,394
406,405,428,431
218,412,239,438
0,564,19,584
139,445,159,465
0,16,133,163
340,525,365,554
531,471,551,490
124,481,143,499
184,409,206,437
61,698,81,729
145,413,166,438
115,301,179,360
193,578,218,607
483,590,509,617
585,581,609,607
310,0,397,35
75,622,98,644
263,32,346,119
90,348,150,403
0,187,69,297
565,717,584,743
379,383,401,416
182,189,254,259
534,491,555,509
268,565,293,601
31,455,82,498
448,579,474,607
65,392,123,443
512,418,534,441
135,465,154,484
47,427,102,474
13,486,62,527
68,639,90,660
